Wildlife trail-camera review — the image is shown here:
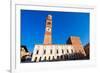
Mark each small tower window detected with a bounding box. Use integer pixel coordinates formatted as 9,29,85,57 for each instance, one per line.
47,22,51,25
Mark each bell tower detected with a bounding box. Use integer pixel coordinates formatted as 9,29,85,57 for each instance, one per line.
44,15,52,44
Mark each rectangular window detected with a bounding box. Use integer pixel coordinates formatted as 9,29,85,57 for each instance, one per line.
67,49,69,53
36,50,39,54
44,50,46,54
34,57,37,62
57,49,58,54
50,50,52,54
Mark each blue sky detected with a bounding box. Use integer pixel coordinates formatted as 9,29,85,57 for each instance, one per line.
21,10,90,52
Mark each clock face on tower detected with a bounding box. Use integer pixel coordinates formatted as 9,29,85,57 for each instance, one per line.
46,27,51,32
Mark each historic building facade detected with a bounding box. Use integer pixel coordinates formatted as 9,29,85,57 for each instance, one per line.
20,46,31,62
31,15,86,62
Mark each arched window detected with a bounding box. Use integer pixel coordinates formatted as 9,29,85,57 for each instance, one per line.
53,56,55,61
44,50,46,54
36,50,39,54
57,56,59,60
64,54,68,60
39,57,41,62
50,49,52,54
71,49,73,53
48,56,50,61
34,57,37,62
67,49,69,53
62,49,64,54
57,49,58,54
44,56,46,61
61,55,63,60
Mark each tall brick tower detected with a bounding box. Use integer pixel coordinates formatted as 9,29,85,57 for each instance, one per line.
44,15,52,44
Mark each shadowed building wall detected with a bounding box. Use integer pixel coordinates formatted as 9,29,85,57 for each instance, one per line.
84,43,90,59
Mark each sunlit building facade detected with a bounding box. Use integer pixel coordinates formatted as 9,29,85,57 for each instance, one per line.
31,15,86,62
